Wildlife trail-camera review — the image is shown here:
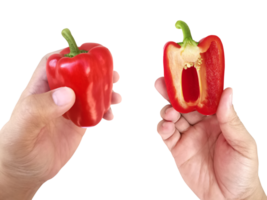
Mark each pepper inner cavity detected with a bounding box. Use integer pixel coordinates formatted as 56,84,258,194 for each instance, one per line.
181,64,200,103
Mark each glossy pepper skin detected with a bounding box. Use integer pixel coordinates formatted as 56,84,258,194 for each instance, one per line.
46,29,113,127
164,21,224,115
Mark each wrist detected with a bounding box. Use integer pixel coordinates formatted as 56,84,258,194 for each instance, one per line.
245,182,267,200
260,190,267,200
0,165,42,200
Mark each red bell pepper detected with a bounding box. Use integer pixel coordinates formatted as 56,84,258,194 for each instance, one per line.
46,29,113,127
164,21,224,115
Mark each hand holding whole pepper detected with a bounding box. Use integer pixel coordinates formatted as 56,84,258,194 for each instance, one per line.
0,50,121,199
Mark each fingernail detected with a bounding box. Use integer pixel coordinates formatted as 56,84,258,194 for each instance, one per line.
165,107,172,114
52,87,74,106
162,122,167,128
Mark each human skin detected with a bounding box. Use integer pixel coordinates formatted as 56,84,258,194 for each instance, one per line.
0,56,265,200
155,77,267,200
0,51,122,200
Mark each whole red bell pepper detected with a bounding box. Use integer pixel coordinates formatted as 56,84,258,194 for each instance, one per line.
46,29,113,127
164,20,224,115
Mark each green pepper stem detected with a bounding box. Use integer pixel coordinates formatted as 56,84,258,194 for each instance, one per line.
174,19,193,39
174,19,199,45
62,29,81,57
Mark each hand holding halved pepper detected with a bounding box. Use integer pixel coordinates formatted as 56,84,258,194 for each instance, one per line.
156,24,264,198
164,20,224,115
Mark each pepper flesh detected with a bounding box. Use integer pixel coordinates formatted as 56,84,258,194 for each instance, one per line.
46,29,113,127
164,21,224,115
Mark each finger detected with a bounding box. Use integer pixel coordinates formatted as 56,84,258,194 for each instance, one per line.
4,88,75,151
157,121,176,140
160,98,200,133
105,72,121,117
111,92,120,105
160,105,191,133
216,88,256,153
157,121,181,151
156,104,181,141
160,105,181,123
161,105,191,133
113,70,120,84
164,129,181,151
154,76,169,99
103,110,114,121
95,110,114,127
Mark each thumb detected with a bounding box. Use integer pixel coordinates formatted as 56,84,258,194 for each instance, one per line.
216,88,255,153
13,87,75,132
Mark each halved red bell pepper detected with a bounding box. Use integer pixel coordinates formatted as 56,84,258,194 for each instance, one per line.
164,20,224,115
46,29,113,127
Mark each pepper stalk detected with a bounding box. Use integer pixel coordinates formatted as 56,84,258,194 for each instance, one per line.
174,19,202,70
61,28,88,57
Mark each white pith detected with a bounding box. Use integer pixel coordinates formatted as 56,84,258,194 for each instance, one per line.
167,44,206,108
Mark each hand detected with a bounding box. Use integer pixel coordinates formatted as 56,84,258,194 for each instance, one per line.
155,77,266,200
0,51,121,200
